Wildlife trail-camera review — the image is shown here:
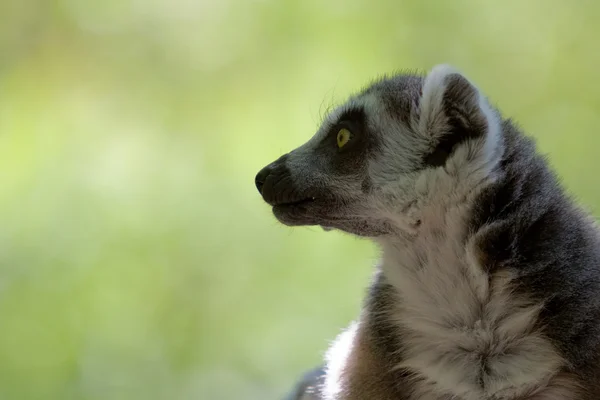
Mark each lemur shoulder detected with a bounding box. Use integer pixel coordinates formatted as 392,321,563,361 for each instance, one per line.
256,65,600,400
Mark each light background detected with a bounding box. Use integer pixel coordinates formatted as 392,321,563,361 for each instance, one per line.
1,1,599,399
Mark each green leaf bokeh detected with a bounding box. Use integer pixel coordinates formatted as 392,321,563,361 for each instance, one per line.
0,0,599,399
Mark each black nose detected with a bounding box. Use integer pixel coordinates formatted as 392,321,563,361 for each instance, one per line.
255,164,272,194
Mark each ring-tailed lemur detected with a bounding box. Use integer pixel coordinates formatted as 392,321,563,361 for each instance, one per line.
255,65,600,399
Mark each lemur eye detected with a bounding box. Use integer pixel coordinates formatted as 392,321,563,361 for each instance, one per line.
337,128,352,148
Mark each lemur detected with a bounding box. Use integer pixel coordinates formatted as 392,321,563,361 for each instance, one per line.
255,65,600,399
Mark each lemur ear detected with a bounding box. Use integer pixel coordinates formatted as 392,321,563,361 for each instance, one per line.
418,64,498,166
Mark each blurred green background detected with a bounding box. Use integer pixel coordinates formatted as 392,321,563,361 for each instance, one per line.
0,0,599,399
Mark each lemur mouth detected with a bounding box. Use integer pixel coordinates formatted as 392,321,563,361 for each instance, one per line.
271,196,322,226
273,197,316,207
272,197,317,216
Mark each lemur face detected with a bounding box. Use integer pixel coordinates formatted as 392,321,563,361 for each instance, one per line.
255,66,500,237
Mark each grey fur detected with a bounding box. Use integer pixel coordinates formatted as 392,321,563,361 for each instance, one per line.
283,367,325,400
257,65,600,399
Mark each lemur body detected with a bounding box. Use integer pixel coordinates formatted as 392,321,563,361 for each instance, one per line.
256,65,600,399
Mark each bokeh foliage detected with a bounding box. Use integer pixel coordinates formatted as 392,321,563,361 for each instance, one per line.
0,0,599,399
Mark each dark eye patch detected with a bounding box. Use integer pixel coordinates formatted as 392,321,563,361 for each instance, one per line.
328,107,368,152
311,105,373,176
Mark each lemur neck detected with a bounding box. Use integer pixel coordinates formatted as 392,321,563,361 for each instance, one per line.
377,196,475,262
378,168,499,247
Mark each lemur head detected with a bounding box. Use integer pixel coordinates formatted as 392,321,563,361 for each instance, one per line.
255,65,503,237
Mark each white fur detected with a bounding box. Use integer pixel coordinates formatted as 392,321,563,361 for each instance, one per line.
378,66,562,399
322,322,358,400
419,64,460,140
379,203,563,399
324,65,565,399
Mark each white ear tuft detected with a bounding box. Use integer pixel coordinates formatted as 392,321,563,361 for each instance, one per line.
419,64,469,138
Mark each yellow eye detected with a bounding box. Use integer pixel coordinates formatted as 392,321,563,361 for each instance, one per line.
337,128,351,148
